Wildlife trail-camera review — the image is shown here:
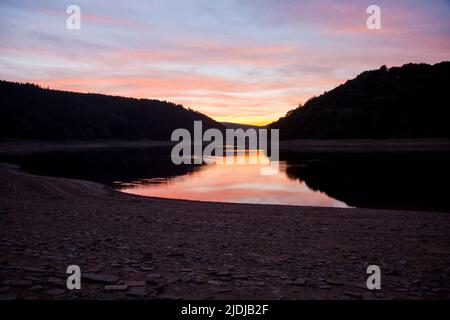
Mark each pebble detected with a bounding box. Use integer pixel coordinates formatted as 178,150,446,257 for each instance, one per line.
215,288,232,293
326,280,344,286
343,291,363,299
0,293,18,300
48,277,65,287
140,266,154,271
319,285,331,290
125,280,146,287
11,279,32,287
294,278,307,286
47,288,66,296
126,287,147,297
82,273,119,284
0,286,12,293
31,286,45,292
104,285,128,291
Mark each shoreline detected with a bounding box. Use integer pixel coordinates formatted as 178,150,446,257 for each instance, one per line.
0,139,175,156
1,163,449,299
279,138,450,153
1,138,449,156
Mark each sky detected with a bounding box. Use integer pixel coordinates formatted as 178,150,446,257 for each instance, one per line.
0,0,449,125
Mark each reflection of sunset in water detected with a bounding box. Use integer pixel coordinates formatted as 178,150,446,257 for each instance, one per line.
119,150,349,208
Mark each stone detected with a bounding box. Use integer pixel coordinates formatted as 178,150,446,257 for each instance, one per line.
104,284,128,291
0,293,18,300
47,288,66,296
0,286,11,293
319,285,331,290
215,288,232,293
48,277,65,287
294,277,307,286
343,292,363,299
126,287,147,297
326,279,344,286
146,274,163,285
11,279,32,287
31,285,45,292
140,266,154,271
125,280,146,287
156,284,166,294
82,273,119,284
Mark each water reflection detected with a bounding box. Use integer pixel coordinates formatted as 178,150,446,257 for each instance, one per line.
281,151,450,212
1,147,202,186
3,147,450,212
119,149,348,208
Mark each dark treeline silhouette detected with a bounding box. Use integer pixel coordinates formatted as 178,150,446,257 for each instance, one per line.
0,80,224,141
270,61,450,139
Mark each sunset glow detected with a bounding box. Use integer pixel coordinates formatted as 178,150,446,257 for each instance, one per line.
1,0,449,125
119,150,349,207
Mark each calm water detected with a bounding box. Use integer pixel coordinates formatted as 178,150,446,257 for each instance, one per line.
3,147,450,212
119,149,348,208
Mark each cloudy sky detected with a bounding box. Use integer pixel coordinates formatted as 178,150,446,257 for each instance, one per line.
1,0,449,125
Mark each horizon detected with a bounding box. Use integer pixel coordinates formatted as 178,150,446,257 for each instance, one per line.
1,0,450,125
2,59,449,126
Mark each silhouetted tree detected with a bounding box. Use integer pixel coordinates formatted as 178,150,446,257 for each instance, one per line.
270,62,450,139
0,80,224,141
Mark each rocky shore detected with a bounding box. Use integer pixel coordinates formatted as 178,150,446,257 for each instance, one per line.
0,163,449,300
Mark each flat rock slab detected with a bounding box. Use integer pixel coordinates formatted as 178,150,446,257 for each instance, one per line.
126,287,147,297
46,288,66,296
104,285,128,291
82,273,119,284
294,278,307,286
0,293,18,300
125,281,146,287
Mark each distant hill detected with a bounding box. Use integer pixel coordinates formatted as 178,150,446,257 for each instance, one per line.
270,62,450,140
220,122,262,130
0,80,224,141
